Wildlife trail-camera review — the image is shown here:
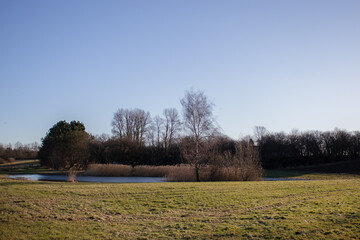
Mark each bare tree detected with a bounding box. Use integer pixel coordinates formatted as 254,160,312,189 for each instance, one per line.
232,140,263,181
253,126,268,144
180,89,216,181
133,109,151,145
111,108,151,145
111,108,128,139
153,115,164,147
30,142,40,152
163,108,181,149
146,124,156,147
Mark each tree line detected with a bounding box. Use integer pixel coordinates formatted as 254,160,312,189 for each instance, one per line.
0,142,39,163
256,127,360,168
36,89,359,177
39,90,228,170
38,90,262,181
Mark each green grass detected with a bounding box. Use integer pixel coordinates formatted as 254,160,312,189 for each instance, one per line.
265,159,360,180
1,178,359,239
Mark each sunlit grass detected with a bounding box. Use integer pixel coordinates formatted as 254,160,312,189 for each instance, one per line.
1,178,359,239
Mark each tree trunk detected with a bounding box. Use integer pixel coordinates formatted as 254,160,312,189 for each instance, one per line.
195,140,200,182
195,161,200,182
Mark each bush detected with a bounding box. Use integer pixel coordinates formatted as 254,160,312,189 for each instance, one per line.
165,165,210,181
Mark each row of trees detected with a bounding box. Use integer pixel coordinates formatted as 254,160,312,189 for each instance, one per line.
38,90,218,169
0,142,39,162
111,107,182,149
256,128,360,168
37,89,359,179
107,90,221,181
89,137,182,167
38,90,262,181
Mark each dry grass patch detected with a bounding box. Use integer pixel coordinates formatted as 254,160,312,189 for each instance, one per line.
86,164,191,178
86,164,133,176
86,164,263,181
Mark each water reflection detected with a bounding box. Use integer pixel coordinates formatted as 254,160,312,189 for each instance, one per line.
8,174,164,183
7,174,309,182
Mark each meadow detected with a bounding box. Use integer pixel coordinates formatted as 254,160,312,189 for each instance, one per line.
1,177,359,239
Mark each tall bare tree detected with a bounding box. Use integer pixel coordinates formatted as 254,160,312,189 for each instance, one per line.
180,89,216,181
111,108,151,145
253,126,268,144
153,115,164,147
163,108,181,149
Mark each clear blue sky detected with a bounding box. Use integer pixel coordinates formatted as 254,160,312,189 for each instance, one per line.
1,0,359,145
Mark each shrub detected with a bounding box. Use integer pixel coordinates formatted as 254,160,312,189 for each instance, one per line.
132,165,175,177
165,165,263,182
165,165,210,181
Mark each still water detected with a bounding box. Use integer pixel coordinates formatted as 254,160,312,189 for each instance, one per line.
7,174,308,182
7,174,164,183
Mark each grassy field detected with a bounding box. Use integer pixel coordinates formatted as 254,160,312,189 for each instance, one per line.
1,177,359,239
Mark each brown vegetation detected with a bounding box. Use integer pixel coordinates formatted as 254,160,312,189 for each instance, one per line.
0,142,38,160
86,164,177,177
165,165,209,181
180,89,216,181
166,166,262,182
111,108,151,145
85,163,263,181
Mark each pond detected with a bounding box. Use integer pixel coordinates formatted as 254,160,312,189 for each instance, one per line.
7,174,309,182
262,177,310,181
7,174,165,183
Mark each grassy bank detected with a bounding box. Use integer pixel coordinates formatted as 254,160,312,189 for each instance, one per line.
1,178,359,239
0,159,39,169
0,159,64,175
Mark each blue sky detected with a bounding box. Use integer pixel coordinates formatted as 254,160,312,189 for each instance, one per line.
1,0,359,145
